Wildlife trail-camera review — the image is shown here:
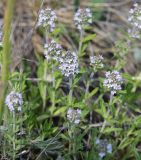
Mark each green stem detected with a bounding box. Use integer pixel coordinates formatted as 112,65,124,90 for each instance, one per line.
13,112,16,160
19,111,23,159
72,126,77,160
84,80,90,100
0,0,15,123
73,138,77,160
78,30,83,56
68,124,77,160
69,78,73,106
3,134,6,158
43,60,47,110
42,30,49,110
51,64,55,113
73,0,80,11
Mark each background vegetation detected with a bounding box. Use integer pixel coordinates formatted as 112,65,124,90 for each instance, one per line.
0,0,141,160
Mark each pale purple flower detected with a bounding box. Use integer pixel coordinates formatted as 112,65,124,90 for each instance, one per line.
128,27,140,39
67,108,81,124
95,138,100,145
95,139,112,159
59,51,79,77
37,8,57,32
107,143,112,154
128,3,141,29
90,55,104,71
74,8,92,30
128,3,141,38
104,71,123,95
44,39,63,61
5,91,23,112
99,152,106,159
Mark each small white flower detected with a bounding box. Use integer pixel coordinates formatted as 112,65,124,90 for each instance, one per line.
37,8,57,32
90,55,104,71
128,3,141,28
96,139,112,159
128,3,141,38
134,3,138,8
59,51,79,77
107,143,112,154
67,108,81,124
95,138,100,145
44,39,63,61
5,91,23,112
128,27,140,39
129,9,134,14
99,152,105,159
104,71,123,95
74,8,92,31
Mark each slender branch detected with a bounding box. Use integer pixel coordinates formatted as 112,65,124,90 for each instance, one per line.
68,78,73,106
51,64,55,111
78,30,83,56
12,112,16,160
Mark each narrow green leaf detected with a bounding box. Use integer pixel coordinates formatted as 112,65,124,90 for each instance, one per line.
81,34,96,43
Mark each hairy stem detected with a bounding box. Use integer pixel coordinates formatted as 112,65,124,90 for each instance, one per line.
69,78,73,106
13,112,16,160
73,134,77,160
43,60,47,110
51,64,55,113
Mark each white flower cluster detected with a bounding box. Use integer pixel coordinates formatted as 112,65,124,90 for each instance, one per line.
44,40,63,61
96,139,112,159
128,3,141,38
74,8,92,30
59,51,79,77
128,27,140,39
67,108,81,124
90,55,104,71
103,71,123,95
5,91,23,112
37,8,57,32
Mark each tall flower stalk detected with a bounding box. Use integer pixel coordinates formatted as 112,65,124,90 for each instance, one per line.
58,50,79,159
5,91,23,159
12,111,16,160
44,38,62,113
0,0,15,123
128,3,141,38
51,62,56,114
37,8,57,111
67,108,81,160
44,38,63,112
74,8,92,56
68,78,73,106
78,30,83,56
63,8,93,159
43,59,48,110
42,30,48,110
